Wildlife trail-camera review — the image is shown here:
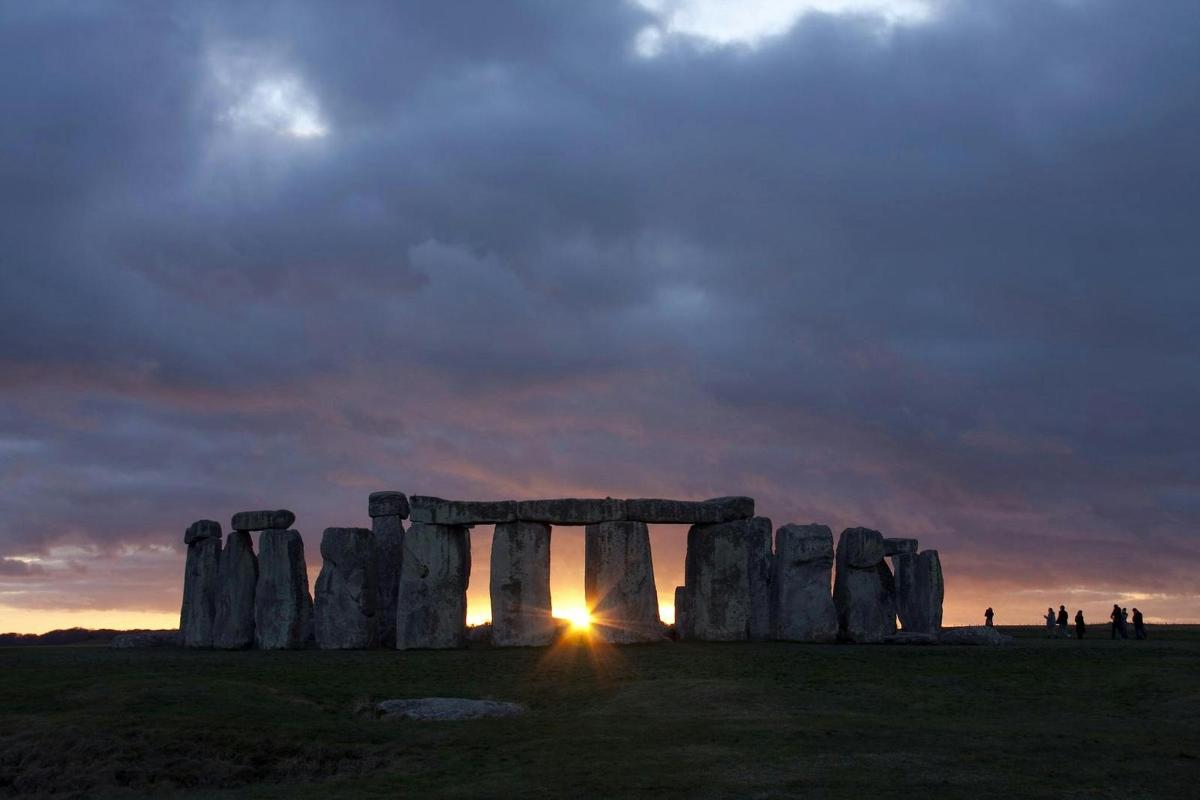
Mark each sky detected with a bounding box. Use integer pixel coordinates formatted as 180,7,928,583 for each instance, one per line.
1,0,1198,634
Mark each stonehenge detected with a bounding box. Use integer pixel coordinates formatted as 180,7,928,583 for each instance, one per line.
178,493,947,651
255,527,314,649
396,522,472,649
212,529,258,649
894,549,944,634
179,520,222,647
676,517,772,641
369,491,408,648
833,527,897,642
771,524,838,642
314,527,378,649
490,521,555,646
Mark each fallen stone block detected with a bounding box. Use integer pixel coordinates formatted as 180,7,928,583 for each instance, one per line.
623,496,754,524
490,521,554,647
409,496,516,525
519,498,626,525
314,527,378,649
254,529,313,649
110,631,178,649
584,521,664,643
882,631,939,645
396,522,471,649
368,491,410,519
231,509,296,532
180,520,222,648
937,626,1014,646
771,523,838,642
376,698,526,721
213,530,258,649
680,517,773,641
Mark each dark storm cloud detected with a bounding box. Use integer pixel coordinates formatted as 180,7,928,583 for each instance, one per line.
1,0,1198,624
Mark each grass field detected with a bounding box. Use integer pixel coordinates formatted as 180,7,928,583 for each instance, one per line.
2,627,1198,799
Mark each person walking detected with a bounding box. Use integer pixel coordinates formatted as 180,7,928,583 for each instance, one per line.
1045,608,1056,638
1121,607,1131,639
1110,604,1126,639
1133,608,1147,640
1074,609,1086,639
1056,605,1070,638
984,607,994,627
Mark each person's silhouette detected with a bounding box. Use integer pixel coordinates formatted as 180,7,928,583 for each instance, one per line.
1110,604,1126,639
1074,609,1086,639
1121,607,1131,638
984,607,994,627
1132,607,1147,640
1045,608,1056,638
1056,605,1069,638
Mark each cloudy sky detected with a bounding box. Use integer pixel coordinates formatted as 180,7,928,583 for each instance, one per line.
2,0,1198,633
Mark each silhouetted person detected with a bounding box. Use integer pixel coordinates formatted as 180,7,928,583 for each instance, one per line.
1110,604,1126,639
1044,608,1056,638
984,607,994,627
1133,608,1147,640
1055,605,1069,638
1121,607,1131,638
1074,609,1086,639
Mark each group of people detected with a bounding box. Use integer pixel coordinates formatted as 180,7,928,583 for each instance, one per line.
981,605,1148,640
1041,605,1147,640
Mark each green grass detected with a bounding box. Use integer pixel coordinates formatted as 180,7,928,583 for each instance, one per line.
2,628,1198,799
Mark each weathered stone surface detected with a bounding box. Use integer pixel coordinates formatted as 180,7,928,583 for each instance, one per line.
771,523,838,642
490,521,554,647
680,517,773,641
368,491,410,519
839,527,886,569
376,698,526,721
938,626,1013,646
179,521,222,648
314,527,378,649
409,497,516,525
882,631,939,645
833,528,896,643
254,529,313,649
231,509,295,532
883,537,918,557
894,550,944,634
372,514,404,648
213,530,258,649
519,498,625,525
584,521,663,643
673,585,690,639
110,631,178,649
184,519,221,544
624,496,755,524
395,522,471,649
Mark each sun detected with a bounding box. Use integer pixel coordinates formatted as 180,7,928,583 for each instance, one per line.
560,608,592,631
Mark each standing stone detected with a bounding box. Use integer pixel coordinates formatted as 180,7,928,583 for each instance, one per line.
254,529,314,649
371,511,405,649
894,549,944,634
314,527,378,649
180,520,222,648
673,585,691,639
584,521,663,643
395,522,471,649
833,527,897,643
490,521,554,647
680,517,773,641
771,524,838,642
213,530,258,649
